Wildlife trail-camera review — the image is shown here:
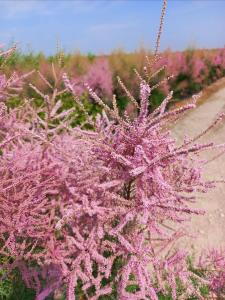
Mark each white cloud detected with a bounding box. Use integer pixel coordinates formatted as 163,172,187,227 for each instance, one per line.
0,0,50,19
0,0,113,20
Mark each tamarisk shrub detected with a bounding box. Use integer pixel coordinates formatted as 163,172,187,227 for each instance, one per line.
0,46,34,102
197,248,225,299
71,58,113,99
0,1,225,299
63,64,225,299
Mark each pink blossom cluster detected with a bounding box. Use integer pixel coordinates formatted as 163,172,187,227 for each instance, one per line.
212,47,225,69
0,46,33,101
198,248,225,298
0,72,24,100
71,58,113,99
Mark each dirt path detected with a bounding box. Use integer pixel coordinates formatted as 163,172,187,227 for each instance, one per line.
172,84,225,255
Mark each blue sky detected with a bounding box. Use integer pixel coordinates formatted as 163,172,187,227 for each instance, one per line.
0,0,225,55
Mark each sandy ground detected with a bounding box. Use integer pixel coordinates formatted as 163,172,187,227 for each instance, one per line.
171,84,225,255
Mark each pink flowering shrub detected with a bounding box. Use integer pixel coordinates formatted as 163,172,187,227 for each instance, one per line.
0,46,33,102
198,248,225,298
0,2,225,300
1,62,224,300
71,58,113,99
189,57,208,84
